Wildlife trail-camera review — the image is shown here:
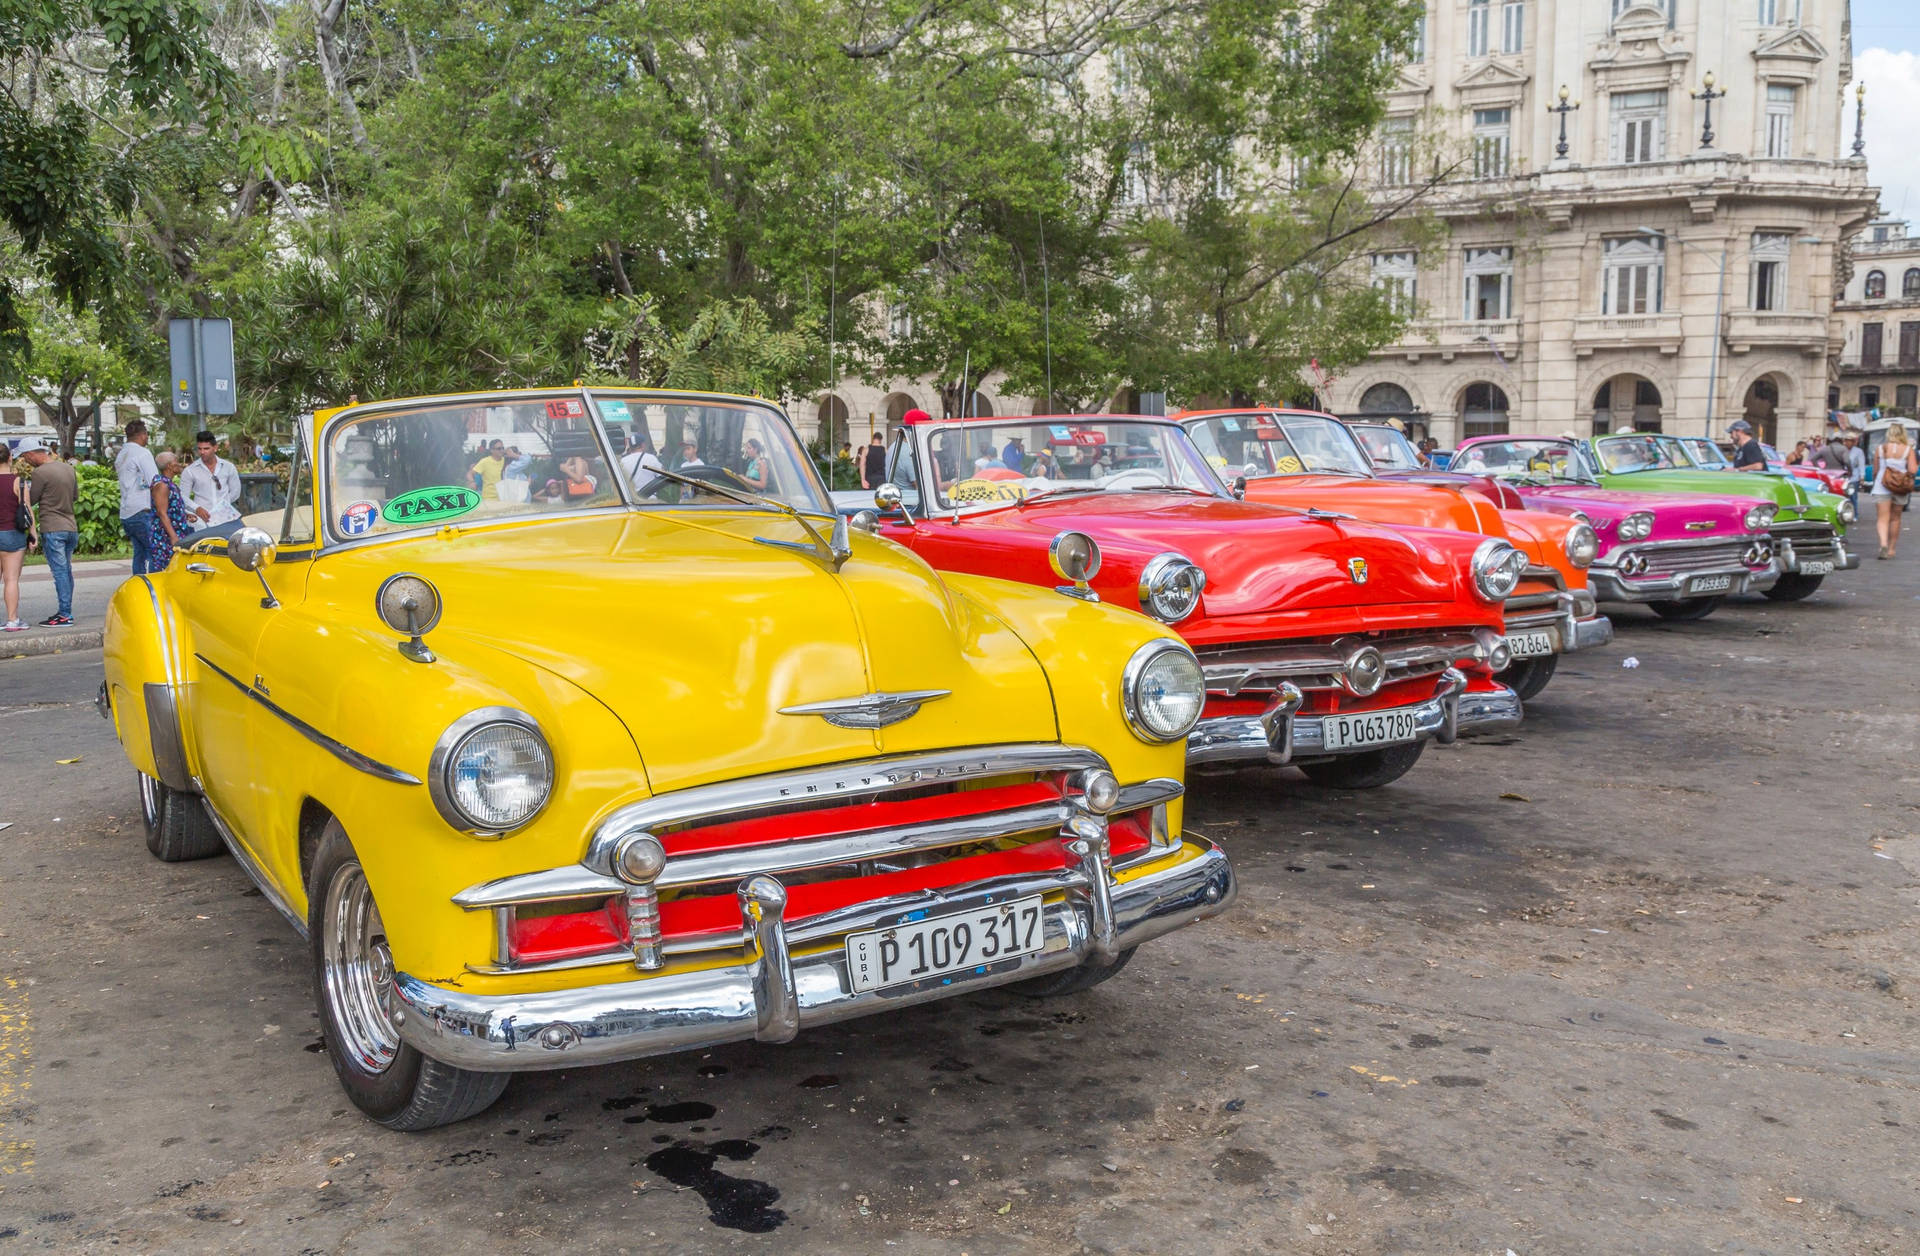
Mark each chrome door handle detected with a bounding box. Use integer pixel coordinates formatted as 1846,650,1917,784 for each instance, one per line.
186,563,217,575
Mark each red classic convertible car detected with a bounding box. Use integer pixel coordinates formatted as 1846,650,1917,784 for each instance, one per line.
849,413,1529,789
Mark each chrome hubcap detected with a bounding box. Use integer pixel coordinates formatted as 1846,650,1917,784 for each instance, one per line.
137,772,160,828
322,863,402,1073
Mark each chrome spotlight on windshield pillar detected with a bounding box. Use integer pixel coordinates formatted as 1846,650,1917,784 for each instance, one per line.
227,527,280,609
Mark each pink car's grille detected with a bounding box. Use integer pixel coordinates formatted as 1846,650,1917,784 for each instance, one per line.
1633,539,1751,576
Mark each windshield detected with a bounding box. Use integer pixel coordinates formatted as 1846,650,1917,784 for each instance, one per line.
323,392,825,541
1595,434,1690,474
917,419,1224,510
1452,439,1597,484
1349,425,1423,471
1184,413,1375,478
1676,437,1729,469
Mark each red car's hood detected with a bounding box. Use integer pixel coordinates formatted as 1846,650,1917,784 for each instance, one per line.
989,493,1477,616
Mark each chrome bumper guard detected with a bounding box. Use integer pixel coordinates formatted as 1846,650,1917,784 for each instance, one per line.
1502,589,1613,656
1773,536,1858,575
392,839,1235,1073
1186,668,1523,766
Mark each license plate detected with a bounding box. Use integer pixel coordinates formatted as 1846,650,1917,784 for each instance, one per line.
1797,560,1833,576
1503,630,1555,659
844,895,1045,993
1322,707,1421,751
1686,574,1734,595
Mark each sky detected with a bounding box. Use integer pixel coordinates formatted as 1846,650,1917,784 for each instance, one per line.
1855,0,1920,223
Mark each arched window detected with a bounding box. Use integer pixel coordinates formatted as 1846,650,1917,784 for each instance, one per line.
1461,382,1511,436
1359,382,1415,413
1865,270,1886,299
1904,268,1920,298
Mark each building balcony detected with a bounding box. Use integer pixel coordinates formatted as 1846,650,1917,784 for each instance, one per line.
1722,310,1831,355
1571,313,1685,357
1836,355,1920,376
1381,319,1522,363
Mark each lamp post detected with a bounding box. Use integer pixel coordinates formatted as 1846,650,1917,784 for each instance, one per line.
1548,85,1580,160
1640,226,1728,437
1851,81,1867,158
1691,72,1724,150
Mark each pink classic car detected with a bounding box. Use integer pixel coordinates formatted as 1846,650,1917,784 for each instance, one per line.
1451,436,1777,621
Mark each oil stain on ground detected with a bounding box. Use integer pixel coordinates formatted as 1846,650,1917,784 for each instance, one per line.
645,1139,785,1233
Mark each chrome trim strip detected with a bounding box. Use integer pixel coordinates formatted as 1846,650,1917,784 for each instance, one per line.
142,682,194,793
194,653,422,786
395,842,1234,1072
199,794,308,939
1114,778,1183,813
777,689,952,730
1199,632,1481,696
1187,679,1519,765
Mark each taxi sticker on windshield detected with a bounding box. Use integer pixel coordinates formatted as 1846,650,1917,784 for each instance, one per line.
948,478,1027,504
1274,455,1304,474
338,500,381,536
1220,417,1241,431
545,398,586,419
384,485,481,526
598,398,632,422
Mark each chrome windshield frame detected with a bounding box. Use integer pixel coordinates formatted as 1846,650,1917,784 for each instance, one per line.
914,416,1233,513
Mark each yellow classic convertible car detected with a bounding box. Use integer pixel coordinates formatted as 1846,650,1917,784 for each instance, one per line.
101,388,1232,1129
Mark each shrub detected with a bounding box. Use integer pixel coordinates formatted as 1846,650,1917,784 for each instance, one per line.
75,463,126,553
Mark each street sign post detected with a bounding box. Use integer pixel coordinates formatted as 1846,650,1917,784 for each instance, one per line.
168,317,236,418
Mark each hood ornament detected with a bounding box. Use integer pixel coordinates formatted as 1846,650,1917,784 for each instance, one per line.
1347,557,1369,584
779,689,951,729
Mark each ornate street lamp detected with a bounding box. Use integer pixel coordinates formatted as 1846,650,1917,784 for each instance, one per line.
1548,85,1580,160
1691,72,1724,150
1851,81,1867,158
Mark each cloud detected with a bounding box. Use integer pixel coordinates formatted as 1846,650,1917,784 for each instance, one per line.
1859,47,1920,223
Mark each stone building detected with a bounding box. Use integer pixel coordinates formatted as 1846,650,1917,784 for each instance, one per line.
1325,0,1877,448
1831,217,1920,416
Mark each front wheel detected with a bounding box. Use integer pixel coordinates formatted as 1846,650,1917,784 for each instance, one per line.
309,821,509,1130
1763,572,1826,602
1011,947,1136,998
1648,595,1723,622
1496,653,1559,702
1297,740,1427,790
138,772,225,862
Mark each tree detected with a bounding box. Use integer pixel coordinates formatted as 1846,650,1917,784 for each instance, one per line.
0,290,140,456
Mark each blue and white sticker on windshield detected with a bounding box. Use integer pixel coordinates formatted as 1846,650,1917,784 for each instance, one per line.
599,398,632,422
1220,417,1240,431
338,500,381,536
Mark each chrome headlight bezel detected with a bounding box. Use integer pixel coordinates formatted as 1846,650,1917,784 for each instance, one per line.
1563,523,1598,569
1136,552,1208,623
1121,639,1207,744
1743,503,1778,532
1619,511,1654,541
1837,498,1856,525
428,707,554,836
1469,538,1528,603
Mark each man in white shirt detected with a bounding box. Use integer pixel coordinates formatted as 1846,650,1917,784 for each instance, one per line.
113,419,160,575
180,429,244,540
620,427,667,497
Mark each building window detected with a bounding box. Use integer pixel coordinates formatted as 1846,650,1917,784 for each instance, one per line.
1602,235,1665,314
1463,246,1514,320
1360,382,1416,413
1501,0,1524,53
1764,84,1796,158
1901,321,1920,367
1461,382,1511,436
1472,109,1511,177
1904,269,1920,298
1898,385,1918,410
1467,0,1490,57
1611,90,1666,164
1865,269,1886,299
1408,10,1426,62
1379,117,1415,184
1859,385,1881,409
1372,251,1419,313
888,302,914,341
1861,322,1884,369
1757,0,1801,26
1121,141,1150,206
1750,232,1791,310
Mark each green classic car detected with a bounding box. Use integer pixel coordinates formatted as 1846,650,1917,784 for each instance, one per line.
1584,433,1858,602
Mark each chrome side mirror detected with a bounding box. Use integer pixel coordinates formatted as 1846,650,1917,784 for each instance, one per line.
227,527,280,608
874,482,913,524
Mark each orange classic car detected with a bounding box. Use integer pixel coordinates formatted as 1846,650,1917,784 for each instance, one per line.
1177,408,1613,701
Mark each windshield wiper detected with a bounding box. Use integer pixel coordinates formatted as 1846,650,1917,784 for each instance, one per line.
1016,483,1109,505
1126,482,1216,495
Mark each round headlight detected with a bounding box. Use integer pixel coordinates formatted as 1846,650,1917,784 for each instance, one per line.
1048,531,1102,584
1837,498,1856,525
1743,503,1777,531
1122,641,1206,744
429,709,553,834
1564,522,1598,569
1470,538,1528,603
376,573,443,636
1621,511,1653,541
1137,553,1207,623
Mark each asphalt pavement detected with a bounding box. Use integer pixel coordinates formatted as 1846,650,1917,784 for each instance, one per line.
0,529,1915,1253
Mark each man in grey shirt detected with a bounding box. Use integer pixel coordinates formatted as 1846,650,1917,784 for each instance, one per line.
114,419,159,574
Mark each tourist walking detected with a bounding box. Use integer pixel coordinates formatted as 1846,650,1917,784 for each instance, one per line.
146,451,192,572
114,419,159,575
15,438,77,625
1871,424,1917,559
0,445,31,631
1845,431,1867,515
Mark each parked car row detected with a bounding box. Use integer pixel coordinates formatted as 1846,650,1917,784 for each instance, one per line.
98,389,1857,1131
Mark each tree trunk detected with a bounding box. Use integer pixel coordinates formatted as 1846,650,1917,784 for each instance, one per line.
311,0,372,156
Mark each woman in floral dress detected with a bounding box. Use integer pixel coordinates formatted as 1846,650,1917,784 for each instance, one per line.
147,451,192,572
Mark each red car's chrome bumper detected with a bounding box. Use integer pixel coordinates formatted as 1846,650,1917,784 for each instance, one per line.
1186,668,1520,765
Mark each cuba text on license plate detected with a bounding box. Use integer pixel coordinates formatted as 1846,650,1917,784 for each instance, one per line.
1323,707,1420,751
844,895,1045,993
1686,573,1734,595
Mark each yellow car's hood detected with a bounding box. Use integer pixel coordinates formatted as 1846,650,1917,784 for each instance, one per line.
370,511,1059,793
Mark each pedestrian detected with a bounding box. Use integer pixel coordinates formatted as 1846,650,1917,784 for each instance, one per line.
1788,439,1809,466
741,437,771,492
0,445,31,631
16,438,76,626
469,439,508,501
114,419,159,575
503,445,535,480
620,427,666,496
146,451,191,572
1000,434,1026,473
1845,430,1867,515
1728,419,1767,471
1871,424,1917,559
861,432,887,490
180,429,244,541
